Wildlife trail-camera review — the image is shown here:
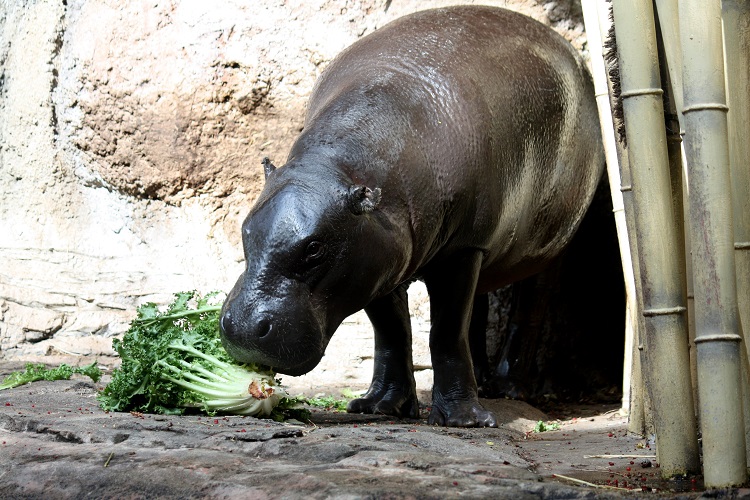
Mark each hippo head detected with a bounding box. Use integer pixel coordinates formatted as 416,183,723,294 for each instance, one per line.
220,159,402,375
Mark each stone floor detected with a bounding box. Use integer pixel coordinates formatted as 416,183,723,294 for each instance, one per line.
1,365,744,499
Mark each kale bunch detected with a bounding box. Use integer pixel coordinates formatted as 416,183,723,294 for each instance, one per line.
1,362,101,390
97,291,293,417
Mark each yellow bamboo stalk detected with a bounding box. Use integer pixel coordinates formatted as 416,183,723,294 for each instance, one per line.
592,0,649,437
611,0,700,478
721,0,750,470
651,0,706,428
580,0,637,420
652,0,700,417
679,0,748,487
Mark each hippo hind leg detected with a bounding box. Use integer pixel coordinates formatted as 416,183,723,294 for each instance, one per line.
469,293,490,388
425,249,497,428
347,283,420,419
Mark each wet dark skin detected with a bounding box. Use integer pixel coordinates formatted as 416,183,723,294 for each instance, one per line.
220,6,603,427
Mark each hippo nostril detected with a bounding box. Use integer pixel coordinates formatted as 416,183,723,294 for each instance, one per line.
257,320,272,339
220,311,232,335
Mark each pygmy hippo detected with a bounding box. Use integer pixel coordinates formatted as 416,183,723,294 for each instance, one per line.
220,6,603,427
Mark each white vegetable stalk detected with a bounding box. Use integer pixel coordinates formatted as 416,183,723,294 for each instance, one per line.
158,341,287,417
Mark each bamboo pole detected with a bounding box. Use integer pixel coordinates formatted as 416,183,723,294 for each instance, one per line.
652,0,685,124
679,0,748,487
721,0,750,470
651,0,700,416
593,0,648,437
580,0,638,420
654,0,698,411
610,0,700,478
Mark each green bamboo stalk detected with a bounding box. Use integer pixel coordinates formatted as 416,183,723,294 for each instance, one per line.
679,0,748,487
721,0,750,471
611,0,700,478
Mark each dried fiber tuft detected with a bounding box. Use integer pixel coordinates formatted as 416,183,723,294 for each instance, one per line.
603,2,626,146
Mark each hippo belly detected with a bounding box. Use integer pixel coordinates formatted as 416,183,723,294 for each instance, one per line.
220,6,604,427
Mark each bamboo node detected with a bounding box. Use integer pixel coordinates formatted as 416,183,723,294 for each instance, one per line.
682,103,729,114
666,133,683,144
620,184,632,192
694,334,742,344
642,306,686,317
620,88,663,98
734,242,750,250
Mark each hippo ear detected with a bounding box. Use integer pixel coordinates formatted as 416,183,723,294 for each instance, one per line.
261,157,276,180
347,185,382,215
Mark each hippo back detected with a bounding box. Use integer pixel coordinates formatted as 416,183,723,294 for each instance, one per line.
295,6,604,291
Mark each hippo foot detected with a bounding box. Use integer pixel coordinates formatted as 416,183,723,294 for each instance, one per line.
347,385,420,419
427,400,498,428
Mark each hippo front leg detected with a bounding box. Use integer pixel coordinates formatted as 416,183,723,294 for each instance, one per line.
347,283,420,419
424,250,497,427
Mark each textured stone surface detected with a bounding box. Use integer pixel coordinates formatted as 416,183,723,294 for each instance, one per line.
0,373,681,499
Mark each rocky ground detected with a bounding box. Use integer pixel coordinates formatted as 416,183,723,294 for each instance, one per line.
1,362,746,499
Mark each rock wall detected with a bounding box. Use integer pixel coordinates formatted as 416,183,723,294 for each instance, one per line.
0,0,588,386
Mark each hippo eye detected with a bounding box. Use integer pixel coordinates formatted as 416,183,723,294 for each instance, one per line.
304,241,326,261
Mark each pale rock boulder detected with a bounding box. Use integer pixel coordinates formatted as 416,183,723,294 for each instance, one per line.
0,0,586,390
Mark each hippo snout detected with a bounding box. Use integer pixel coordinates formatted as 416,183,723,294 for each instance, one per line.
219,294,327,376
220,310,271,342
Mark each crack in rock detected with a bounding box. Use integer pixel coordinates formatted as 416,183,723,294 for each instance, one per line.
0,414,83,443
219,427,304,443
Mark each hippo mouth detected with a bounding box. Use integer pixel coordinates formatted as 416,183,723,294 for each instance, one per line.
219,313,329,376
223,340,325,377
